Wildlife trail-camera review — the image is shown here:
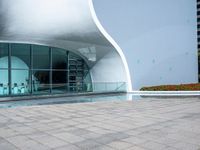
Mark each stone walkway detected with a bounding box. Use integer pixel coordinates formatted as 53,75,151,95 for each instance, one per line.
0,97,200,150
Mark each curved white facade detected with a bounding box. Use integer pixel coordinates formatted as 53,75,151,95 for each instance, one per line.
93,0,198,90
0,0,198,92
0,0,132,92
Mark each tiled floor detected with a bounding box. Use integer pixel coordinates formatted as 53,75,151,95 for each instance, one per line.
0,97,200,150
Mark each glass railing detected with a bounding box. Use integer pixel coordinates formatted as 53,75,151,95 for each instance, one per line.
0,82,127,96
92,82,127,93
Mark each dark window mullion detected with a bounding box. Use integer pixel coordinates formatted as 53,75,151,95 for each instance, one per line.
49,47,52,93
8,43,11,95
30,45,33,94
67,51,69,92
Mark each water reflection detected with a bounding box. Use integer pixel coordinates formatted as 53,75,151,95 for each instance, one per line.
0,93,142,108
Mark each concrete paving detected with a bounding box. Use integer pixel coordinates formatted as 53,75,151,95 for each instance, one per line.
0,97,200,150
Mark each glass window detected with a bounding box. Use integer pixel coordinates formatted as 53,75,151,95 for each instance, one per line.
52,48,68,70
33,45,50,69
0,43,8,69
52,71,68,93
52,71,67,83
0,43,92,96
11,44,30,69
198,4,200,9
32,70,50,94
0,69,9,96
67,52,92,93
11,69,30,95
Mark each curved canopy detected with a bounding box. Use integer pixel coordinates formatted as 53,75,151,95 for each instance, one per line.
0,0,132,91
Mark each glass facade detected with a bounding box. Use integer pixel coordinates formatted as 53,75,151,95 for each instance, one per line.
0,43,92,97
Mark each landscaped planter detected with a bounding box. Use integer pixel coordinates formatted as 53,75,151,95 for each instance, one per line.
140,83,200,91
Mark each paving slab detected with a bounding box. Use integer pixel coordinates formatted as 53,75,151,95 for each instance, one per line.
0,97,200,149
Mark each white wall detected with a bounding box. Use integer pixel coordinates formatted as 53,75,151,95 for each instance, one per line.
90,50,128,91
93,0,198,90
90,50,127,83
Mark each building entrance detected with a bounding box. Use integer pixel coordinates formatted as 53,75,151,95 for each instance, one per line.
0,43,92,96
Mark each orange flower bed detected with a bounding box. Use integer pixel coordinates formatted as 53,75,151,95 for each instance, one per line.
140,83,200,91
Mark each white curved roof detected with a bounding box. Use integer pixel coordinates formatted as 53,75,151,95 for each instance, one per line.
0,0,132,91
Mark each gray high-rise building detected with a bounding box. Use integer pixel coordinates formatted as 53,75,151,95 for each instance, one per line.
198,0,200,81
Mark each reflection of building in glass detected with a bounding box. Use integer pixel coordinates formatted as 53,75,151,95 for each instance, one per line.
0,43,92,96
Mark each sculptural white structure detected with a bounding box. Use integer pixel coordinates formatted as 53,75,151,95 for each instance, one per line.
93,0,198,90
0,0,198,96
0,0,132,97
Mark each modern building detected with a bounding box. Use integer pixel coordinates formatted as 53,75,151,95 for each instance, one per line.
0,0,131,97
0,0,198,97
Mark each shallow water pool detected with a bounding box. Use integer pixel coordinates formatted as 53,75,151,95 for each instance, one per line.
0,94,142,108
